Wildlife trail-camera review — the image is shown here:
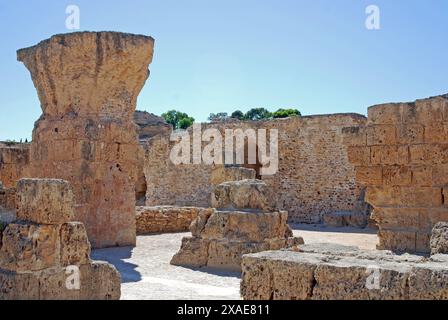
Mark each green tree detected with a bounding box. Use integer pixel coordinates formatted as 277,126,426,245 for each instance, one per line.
161,110,195,129
272,108,301,119
230,110,244,120
244,108,272,121
208,112,229,122
178,117,195,129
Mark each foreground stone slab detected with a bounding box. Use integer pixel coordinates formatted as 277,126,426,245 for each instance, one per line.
171,209,303,272
241,243,448,300
0,261,120,300
430,222,448,255
136,206,206,234
211,180,272,211
18,32,155,248
16,179,74,224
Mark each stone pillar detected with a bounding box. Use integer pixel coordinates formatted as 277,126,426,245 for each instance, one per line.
345,95,448,253
17,32,155,248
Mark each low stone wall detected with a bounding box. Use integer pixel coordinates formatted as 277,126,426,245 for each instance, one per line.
136,206,203,234
241,243,448,300
144,114,368,223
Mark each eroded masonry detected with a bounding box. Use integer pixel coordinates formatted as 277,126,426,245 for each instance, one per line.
15,32,155,248
1,30,448,300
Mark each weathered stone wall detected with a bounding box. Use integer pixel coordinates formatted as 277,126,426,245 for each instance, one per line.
136,206,202,234
0,144,29,189
345,95,448,253
144,114,367,223
17,32,154,248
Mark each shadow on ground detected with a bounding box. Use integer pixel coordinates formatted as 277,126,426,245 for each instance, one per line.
173,265,241,279
91,246,142,283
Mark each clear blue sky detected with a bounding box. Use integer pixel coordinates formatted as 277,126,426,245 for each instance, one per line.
1,0,447,140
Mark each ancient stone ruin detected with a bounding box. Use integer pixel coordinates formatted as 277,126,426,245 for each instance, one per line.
345,95,448,253
17,32,155,248
241,243,448,300
0,178,120,300
170,167,303,271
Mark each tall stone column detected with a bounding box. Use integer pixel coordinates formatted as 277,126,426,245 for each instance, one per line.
17,32,155,248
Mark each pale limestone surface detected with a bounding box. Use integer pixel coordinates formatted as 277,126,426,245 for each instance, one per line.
91,225,378,300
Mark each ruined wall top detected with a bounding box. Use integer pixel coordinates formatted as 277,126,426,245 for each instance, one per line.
17,32,155,119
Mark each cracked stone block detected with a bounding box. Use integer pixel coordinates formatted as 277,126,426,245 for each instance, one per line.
199,210,290,242
211,179,272,211
0,223,60,272
60,222,91,266
16,179,75,225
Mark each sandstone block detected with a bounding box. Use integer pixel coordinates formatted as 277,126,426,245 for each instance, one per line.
355,166,382,186
367,103,402,125
382,166,411,186
411,166,432,186
0,271,40,300
409,265,448,300
424,123,448,143
346,146,370,166
432,164,448,186
323,211,369,228
397,124,424,144
36,262,120,300
0,223,60,272
366,125,396,146
341,126,367,146
16,179,74,224
170,237,210,268
211,179,272,210
60,222,91,266
365,186,402,207
242,243,448,300
430,222,448,255
210,166,256,185
370,146,408,166
199,210,289,242
377,229,416,252
78,262,121,300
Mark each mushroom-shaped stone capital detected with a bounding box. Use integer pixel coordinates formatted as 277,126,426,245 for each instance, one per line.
17,32,155,119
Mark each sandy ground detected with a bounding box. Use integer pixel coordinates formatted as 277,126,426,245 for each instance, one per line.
92,224,379,300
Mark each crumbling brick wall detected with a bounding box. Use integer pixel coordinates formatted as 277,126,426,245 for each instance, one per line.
345,95,448,253
144,114,367,223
